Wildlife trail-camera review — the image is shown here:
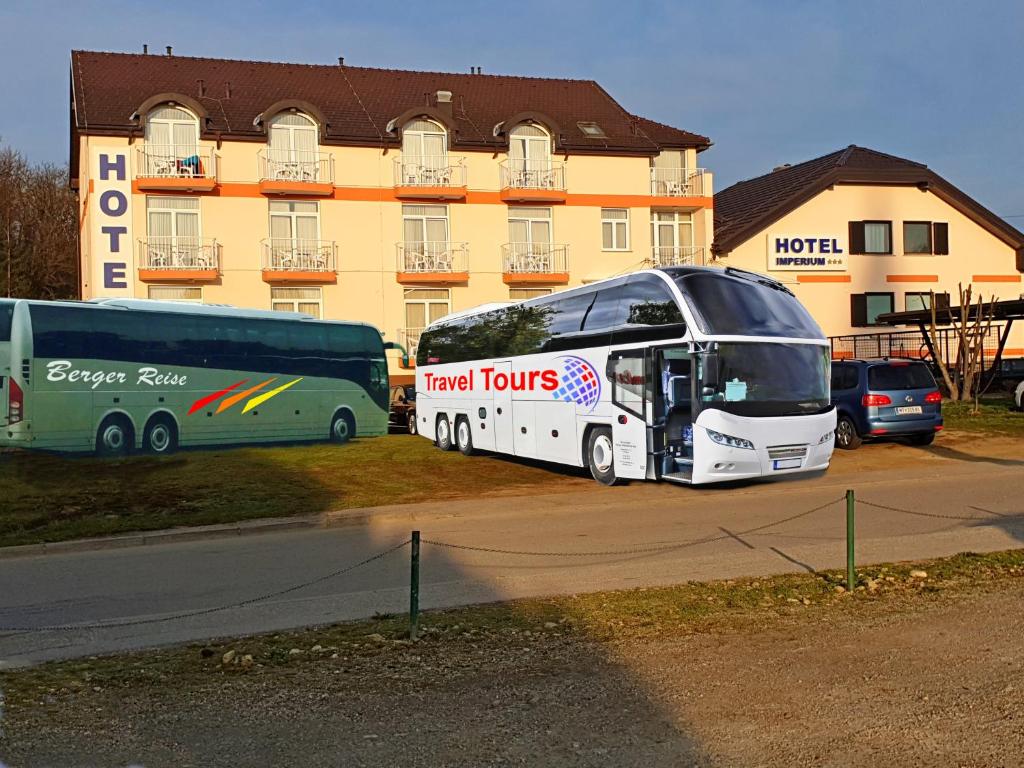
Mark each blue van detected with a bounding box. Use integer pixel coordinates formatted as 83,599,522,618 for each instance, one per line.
830,359,943,449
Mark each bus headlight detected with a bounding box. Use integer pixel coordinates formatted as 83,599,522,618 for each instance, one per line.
817,430,834,444
705,429,754,450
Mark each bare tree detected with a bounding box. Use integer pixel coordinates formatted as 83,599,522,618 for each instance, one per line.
0,141,78,300
929,284,996,407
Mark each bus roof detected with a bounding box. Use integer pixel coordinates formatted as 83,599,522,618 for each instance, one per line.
12,297,380,330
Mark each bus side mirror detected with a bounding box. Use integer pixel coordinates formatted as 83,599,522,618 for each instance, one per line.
702,353,720,388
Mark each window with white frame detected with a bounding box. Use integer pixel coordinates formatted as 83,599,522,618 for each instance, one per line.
402,118,447,173
268,200,323,270
602,208,630,250
508,123,551,174
401,205,450,272
650,210,694,264
147,285,202,303
145,197,203,268
145,105,199,160
271,286,322,318
507,206,553,270
403,288,450,352
267,112,320,181
509,287,552,301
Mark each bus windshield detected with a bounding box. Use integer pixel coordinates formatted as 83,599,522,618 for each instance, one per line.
674,272,823,339
701,342,831,417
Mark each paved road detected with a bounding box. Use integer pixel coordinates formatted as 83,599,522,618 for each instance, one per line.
1,441,1022,667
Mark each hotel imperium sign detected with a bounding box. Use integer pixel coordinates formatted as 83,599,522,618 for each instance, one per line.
766,233,848,271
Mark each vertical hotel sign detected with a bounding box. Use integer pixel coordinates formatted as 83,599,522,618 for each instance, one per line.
89,147,135,296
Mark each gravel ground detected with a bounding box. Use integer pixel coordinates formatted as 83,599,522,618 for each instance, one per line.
3,578,1023,767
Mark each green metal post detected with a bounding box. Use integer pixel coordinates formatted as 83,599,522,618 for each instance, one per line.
846,490,856,591
409,530,420,641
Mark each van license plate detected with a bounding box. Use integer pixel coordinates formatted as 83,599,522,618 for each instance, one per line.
773,458,802,470
895,406,922,415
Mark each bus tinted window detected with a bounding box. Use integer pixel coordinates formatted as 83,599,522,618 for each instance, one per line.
620,275,685,326
547,292,594,337
0,301,14,341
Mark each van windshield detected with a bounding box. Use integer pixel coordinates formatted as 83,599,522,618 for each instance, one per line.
868,363,936,390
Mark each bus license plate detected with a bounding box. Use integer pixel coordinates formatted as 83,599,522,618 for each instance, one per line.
896,406,922,415
773,458,802,470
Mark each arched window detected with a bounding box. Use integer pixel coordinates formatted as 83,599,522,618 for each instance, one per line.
145,105,199,160
403,118,447,166
267,112,320,181
509,123,551,174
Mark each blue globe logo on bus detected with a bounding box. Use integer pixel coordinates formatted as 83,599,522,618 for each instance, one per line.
552,356,601,411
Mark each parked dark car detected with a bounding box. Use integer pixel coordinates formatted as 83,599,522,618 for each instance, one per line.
830,359,943,449
389,384,417,434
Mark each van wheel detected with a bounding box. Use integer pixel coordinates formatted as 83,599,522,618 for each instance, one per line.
456,417,475,456
330,410,355,443
835,416,862,450
407,413,418,436
143,414,178,455
436,415,455,451
909,432,935,446
96,414,134,457
586,427,618,486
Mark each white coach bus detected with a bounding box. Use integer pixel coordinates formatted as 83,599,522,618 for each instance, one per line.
414,266,836,486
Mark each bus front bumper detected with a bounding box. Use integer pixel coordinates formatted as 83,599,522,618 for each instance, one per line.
691,408,836,485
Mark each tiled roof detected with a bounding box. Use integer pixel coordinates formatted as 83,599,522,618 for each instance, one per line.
713,145,1024,254
70,50,710,155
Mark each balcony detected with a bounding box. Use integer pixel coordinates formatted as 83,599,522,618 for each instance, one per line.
397,327,424,358
499,160,567,202
396,242,469,284
258,150,335,196
261,239,337,283
501,243,570,284
651,245,706,267
137,237,220,281
136,146,217,192
650,167,710,198
393,156,467,199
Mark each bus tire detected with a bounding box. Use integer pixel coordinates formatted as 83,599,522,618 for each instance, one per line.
586,426,618,486
455,417,475,456
436,415,455,451
143,414,178,455
96,414,134,458
330,410,355,444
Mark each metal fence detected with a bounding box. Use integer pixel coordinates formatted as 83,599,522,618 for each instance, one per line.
829,325,1006,365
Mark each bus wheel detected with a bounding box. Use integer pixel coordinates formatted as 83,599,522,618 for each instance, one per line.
586,427,618,486
143,414,178,455
407,413,418,436
456,417,475,456
436,415,455,451
330,410,355,443
96,414,133,458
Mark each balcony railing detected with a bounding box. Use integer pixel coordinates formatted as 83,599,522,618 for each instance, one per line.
396,241,468,275
650,167,709,197
258,150,335,186
136,145,217,187
138,237,219,271
261,239,337,272
501,243,569,275
398,327,424,357
393,156,467,189
651,245,705,267
499,159,566,193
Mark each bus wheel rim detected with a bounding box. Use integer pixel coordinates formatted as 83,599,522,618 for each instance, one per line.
151,425,169,451
103,425,124,450
593,435,613,473
439,421,449,442
458,422,469,446
335,418,349,439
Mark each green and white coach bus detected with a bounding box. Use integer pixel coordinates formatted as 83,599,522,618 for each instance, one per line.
0,298,389,455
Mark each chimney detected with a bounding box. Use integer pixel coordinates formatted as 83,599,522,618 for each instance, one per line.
435,89,453,117
225,81,232,98
143,44,148,54
165,45,173,56
477,66,482,74
772,163,792,172
197,79,205,97
338,56,344,65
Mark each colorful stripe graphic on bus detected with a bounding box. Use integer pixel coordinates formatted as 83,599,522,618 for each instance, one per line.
189,377,303,415
552,356,601,410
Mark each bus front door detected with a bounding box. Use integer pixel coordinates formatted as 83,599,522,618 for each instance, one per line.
491,360,514,454
607,350,650,480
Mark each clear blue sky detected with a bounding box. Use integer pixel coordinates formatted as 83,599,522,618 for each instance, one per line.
2,0,1022,221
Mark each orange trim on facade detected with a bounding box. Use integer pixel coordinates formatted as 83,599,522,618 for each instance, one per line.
885,274,939,283
971,274,1022,282
135,176,218,193
394,185,468,201
261,270,337,284
499,188,569,203
396,271,470,285
502,272,571,285
132,181,714,210
257,179,335,197
138,269,219,282
796,274,852,283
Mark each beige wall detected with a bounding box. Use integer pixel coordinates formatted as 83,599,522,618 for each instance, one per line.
718,183,1023,352
77,132,715,379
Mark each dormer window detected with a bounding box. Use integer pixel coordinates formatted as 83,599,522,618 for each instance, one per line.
267,112,320,181
143,105,200,175
403,119,447,169
509,123,552,174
